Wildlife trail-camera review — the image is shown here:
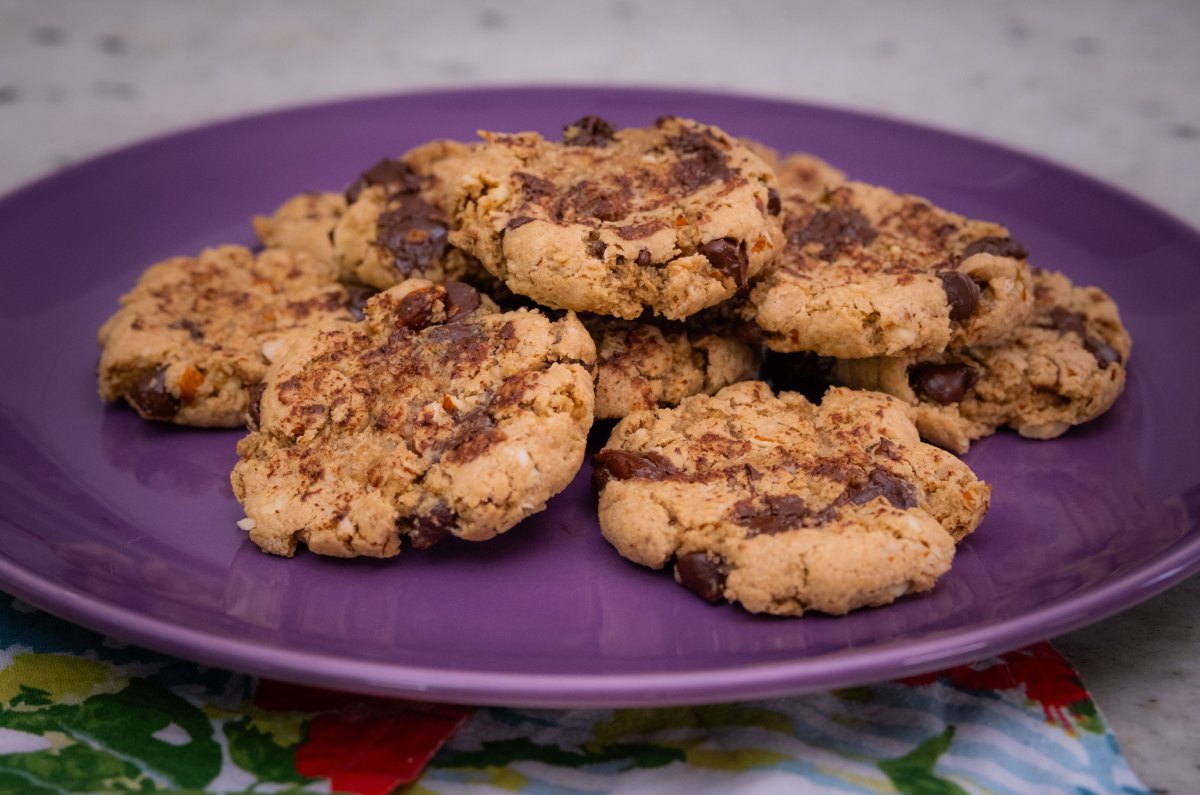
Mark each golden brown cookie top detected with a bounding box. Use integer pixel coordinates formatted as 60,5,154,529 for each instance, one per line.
232,278,597,558
831,268,1132,453
450,115,783,319
745,181,1035,358
593,382,990,615
96,244,367,426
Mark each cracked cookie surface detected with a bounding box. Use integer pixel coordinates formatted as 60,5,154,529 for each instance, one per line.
450,115,783,320
583,311,762,419
97,245,367,427
744,181,1034,358
231,279,596,558
832,269,1131,453
594,381,990,616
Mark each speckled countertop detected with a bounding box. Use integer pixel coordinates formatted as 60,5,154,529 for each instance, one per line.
1,1,1197,791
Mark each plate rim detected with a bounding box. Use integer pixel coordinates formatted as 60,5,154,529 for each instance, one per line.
2,84,1199,707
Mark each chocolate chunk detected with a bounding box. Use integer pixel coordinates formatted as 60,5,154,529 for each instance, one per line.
506,215,535,231
667,130,733,191
345,158,423,203
246,383,265,430
732,494,814,536
562,115,616,147
844,467,919,510
674,552,725,604
558,179,629,223
409,503,457,549
939,270,981,322
909,361,979,405
616,220,667,240
585,232,607,260
697,238,749,288
961,235,1029,261
793,208,878,258
343,284,378,321
1048,307,1087,337
396,287,438,330
375,195,450,276
766,188,781,216
592,449,684,490
876,436,902,460
1084,335,1122,369
635,248,653,267
515,172,556,203
168,318,205,341
443,281,481,320
127,367,180,421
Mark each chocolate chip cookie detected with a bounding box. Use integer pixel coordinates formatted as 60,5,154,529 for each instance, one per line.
97,245,368,427
231,279,596,558
594,381,990,615
333,139,485,290
583,311,762,419
744,181,1034,358
450,115,783,320
252,191,347,266
743,140,846,200
831,269,1131,453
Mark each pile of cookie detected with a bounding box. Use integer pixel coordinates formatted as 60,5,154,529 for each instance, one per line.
97,115,1130,616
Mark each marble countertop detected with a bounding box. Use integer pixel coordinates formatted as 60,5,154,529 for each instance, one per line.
2,1,1197,791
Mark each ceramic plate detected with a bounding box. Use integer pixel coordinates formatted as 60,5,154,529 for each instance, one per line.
1,87,1197,707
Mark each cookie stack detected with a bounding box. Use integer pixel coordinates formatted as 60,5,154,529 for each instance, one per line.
97,115,1130,616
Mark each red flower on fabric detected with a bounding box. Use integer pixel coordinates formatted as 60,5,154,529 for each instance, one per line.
901,642,1096,734
254,680,472,794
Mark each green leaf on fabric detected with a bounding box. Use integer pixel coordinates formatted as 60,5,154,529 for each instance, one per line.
0,677,222,790
437,736,684,771
0,771,60,795
1069,698,1105,735
69,677,222,789
590,704,793,748
0,743,159,793
686,747,791,771
224,715,311,784
10,685,53,707
832,687,876,703
878,726,970,795
0,653,117,705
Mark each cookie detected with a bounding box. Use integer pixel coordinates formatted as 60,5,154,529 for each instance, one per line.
583,310,762,419
332,139,484,289
252,191,346,265
231,279,596,558
449,115,783,320
831,269,1131,453
97,245,369,427
594,381,990,615
743,140,846,200
744,181,1034,358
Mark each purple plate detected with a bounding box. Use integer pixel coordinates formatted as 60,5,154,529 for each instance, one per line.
1,87,1198,708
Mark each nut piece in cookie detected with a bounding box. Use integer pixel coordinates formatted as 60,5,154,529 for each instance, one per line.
97,245,368,427
593,381,990,616
231,279,596,558
832,268,1131,453
582,308,762,419
450,115,783,320
744,181,1034,358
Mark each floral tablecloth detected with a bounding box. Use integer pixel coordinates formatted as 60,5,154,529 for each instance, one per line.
0,595,1147,794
